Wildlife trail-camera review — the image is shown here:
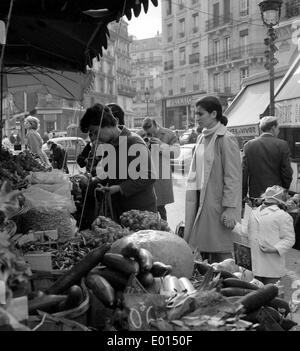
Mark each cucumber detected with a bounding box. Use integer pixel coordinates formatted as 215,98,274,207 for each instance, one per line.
266,297,290,317
221,287,254,297
238,284,279,313
222,278,258,290
150,262,172,277
242,306,282,324
91,267,129,291
85,274,115,307
137,272,154,288
280,318,298,331
162,275,181,293
57,285,83,311
137,248,153,273
47,243,110,295
102,253,139,276
146,277,163,294
28,294,68,315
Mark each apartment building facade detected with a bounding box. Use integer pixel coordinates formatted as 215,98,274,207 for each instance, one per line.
130,33,164,128
161,0,300,130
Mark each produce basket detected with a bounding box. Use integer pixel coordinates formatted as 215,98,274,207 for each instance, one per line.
29,270,67,292
27,314,90,331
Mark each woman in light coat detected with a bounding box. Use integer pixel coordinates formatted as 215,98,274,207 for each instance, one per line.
184,96,242,263
234,185,295,284
24,115,51,168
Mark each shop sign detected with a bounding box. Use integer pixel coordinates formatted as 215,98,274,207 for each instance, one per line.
166,94,200,108
227,124,259,137
275,98,300,127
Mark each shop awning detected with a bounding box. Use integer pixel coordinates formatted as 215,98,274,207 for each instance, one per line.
226,78,281,130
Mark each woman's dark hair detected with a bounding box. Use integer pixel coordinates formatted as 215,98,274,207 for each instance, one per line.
80,103,117,133
196,96,228,126
106,103,125,126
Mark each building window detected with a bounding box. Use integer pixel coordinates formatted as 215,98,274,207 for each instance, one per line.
213,73,220,92
108,80,114,95
224,71,231,90
192,13,199,33
193,71,200,91
192,0,199,4
178,0,184,10
167,23,173,42
240,67,249,84
224,37,230,60
168,77,173,96
149,79,154,89
180,74,186,93
192,42,199,53
213,3,220,27
149,52,153,60
239,29,248,56
178,18,185,38
213,40,220,63
240,0,249,16
179,47,186,65
140,80,145,90
166,0,172,16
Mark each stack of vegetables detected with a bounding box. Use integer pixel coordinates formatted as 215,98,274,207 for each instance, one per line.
27,243,110,317
0,149,49,189
120,210,171,232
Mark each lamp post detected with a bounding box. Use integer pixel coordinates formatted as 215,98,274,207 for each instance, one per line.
144,88,150,116
259,0,282,116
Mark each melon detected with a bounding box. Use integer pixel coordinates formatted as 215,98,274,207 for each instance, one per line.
110,230,194,278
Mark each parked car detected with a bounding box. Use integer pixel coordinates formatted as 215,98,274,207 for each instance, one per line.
171,144,196,175
42,136,86,161
179,129,198,145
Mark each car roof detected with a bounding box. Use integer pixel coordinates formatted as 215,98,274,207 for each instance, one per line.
48,136,85,142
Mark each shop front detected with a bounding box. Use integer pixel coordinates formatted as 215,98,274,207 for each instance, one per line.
162,92,206,130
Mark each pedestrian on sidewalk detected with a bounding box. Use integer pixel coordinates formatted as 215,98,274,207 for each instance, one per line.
233,185,295,285
184,96,242,263
242,116,293,200
142,117,180,221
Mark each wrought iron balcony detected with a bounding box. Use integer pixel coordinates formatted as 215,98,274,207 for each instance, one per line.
189,53,200,65
206,13,233,32
204,44,266,67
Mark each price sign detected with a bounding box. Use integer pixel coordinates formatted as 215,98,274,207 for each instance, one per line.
123,293,168,331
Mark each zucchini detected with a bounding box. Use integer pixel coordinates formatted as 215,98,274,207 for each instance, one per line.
238,284,279,313
266,297,290,317
178,277,196,294
162,275,181,293
47,243,110,295
85,274,115,307
222,278,258,290
102,253,139,276
221,287,254,297
57,285,83,311
91,267,129,291
137,248,153,273
150,262,172,277
280,318,298,331
28,294,67,315
242,306,282,324
121,242,140,260
194,261,211,275
137,272,154,288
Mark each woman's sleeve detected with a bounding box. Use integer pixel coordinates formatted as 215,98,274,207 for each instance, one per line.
274,213,295,256
220,135,242,208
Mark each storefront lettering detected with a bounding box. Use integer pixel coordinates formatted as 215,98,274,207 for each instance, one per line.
227,125,259,137
166,95,200,108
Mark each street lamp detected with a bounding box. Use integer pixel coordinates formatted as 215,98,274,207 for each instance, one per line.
144,88,150,116
259,0,282,116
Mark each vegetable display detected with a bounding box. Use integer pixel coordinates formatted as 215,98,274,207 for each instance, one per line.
120,210,171,232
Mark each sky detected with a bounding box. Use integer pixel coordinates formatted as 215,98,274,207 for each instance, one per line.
127,2,162,40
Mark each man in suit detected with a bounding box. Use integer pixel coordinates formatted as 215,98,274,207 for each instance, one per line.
242,116,293,200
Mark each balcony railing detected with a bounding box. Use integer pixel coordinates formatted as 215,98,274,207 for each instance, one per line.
164,60,174,71
117,84,136,97
286,0,300,19
189,53,200,65
204,44,266,67
206,13,233,32
240,9,249,17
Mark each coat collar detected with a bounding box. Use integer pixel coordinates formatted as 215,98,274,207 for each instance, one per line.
253,205,280,219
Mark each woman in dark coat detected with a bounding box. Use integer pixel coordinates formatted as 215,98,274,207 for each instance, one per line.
79,103,157,222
